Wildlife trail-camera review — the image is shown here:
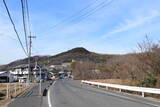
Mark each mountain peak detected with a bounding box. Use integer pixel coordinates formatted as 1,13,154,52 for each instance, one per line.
67,47,90,54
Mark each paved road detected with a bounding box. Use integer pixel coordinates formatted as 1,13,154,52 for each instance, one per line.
8,81,51,107
48,80,160,107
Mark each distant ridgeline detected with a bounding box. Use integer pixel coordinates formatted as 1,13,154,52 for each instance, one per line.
0,47,119,71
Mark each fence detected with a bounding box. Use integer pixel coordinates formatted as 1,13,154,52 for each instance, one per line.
81,80,160,97
0,83,34,100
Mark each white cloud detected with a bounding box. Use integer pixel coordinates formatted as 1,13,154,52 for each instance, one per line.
102,10,160,39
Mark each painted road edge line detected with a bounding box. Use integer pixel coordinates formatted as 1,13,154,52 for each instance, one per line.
48,89,52,107
48,81,56,107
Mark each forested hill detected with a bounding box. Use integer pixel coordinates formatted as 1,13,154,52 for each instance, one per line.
0,47,119,70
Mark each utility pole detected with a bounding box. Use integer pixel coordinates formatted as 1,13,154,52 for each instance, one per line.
33,58,42,96
27,36,36,85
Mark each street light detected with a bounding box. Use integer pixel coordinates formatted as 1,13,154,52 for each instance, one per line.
34,65,42,96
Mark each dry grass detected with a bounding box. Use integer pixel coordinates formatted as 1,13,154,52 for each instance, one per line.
89,79,138,86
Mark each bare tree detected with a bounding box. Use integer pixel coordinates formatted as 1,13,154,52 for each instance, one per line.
136,36,160,76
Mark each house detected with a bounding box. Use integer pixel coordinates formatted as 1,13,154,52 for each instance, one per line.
10,64,34,81
62,62,71,68
49,65,63,70
10,64,48,82
49,62,71,70
0,71,14,82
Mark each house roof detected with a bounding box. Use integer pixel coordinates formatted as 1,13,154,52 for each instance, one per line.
13,64,36,69
0,71,7,75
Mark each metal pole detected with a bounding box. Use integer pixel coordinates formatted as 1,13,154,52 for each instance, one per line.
34,62,41,96
39,67,42,95
9,72,11,98
142,92,145,97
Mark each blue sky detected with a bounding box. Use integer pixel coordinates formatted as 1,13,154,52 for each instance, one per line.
0,0,160,64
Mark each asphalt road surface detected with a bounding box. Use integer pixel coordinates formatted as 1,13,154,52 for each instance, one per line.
47,80,160,107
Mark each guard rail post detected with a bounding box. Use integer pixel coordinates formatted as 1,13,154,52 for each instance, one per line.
142,92,145,97
106,86,108,90
119,88,121,92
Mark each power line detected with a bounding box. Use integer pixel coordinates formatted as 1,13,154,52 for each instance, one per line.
21,0,33,52
3,0,28,56
69,0,113,25
21,0,29,53
49,0,100,30
25,0,32,38
67,0,112,23
44,0,113,34
23,0,35,83
66,0,113,25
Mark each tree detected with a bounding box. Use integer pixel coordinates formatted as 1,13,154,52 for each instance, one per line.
136,36,160,76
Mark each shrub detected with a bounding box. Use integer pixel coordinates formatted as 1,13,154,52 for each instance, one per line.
139,75,157,87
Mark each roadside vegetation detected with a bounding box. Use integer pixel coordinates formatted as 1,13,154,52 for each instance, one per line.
72,36,160,88
1,36,160,89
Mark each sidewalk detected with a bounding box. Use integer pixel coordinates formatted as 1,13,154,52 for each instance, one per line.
7,81,51,107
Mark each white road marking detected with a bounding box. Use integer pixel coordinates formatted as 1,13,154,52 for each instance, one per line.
48,81,56,107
